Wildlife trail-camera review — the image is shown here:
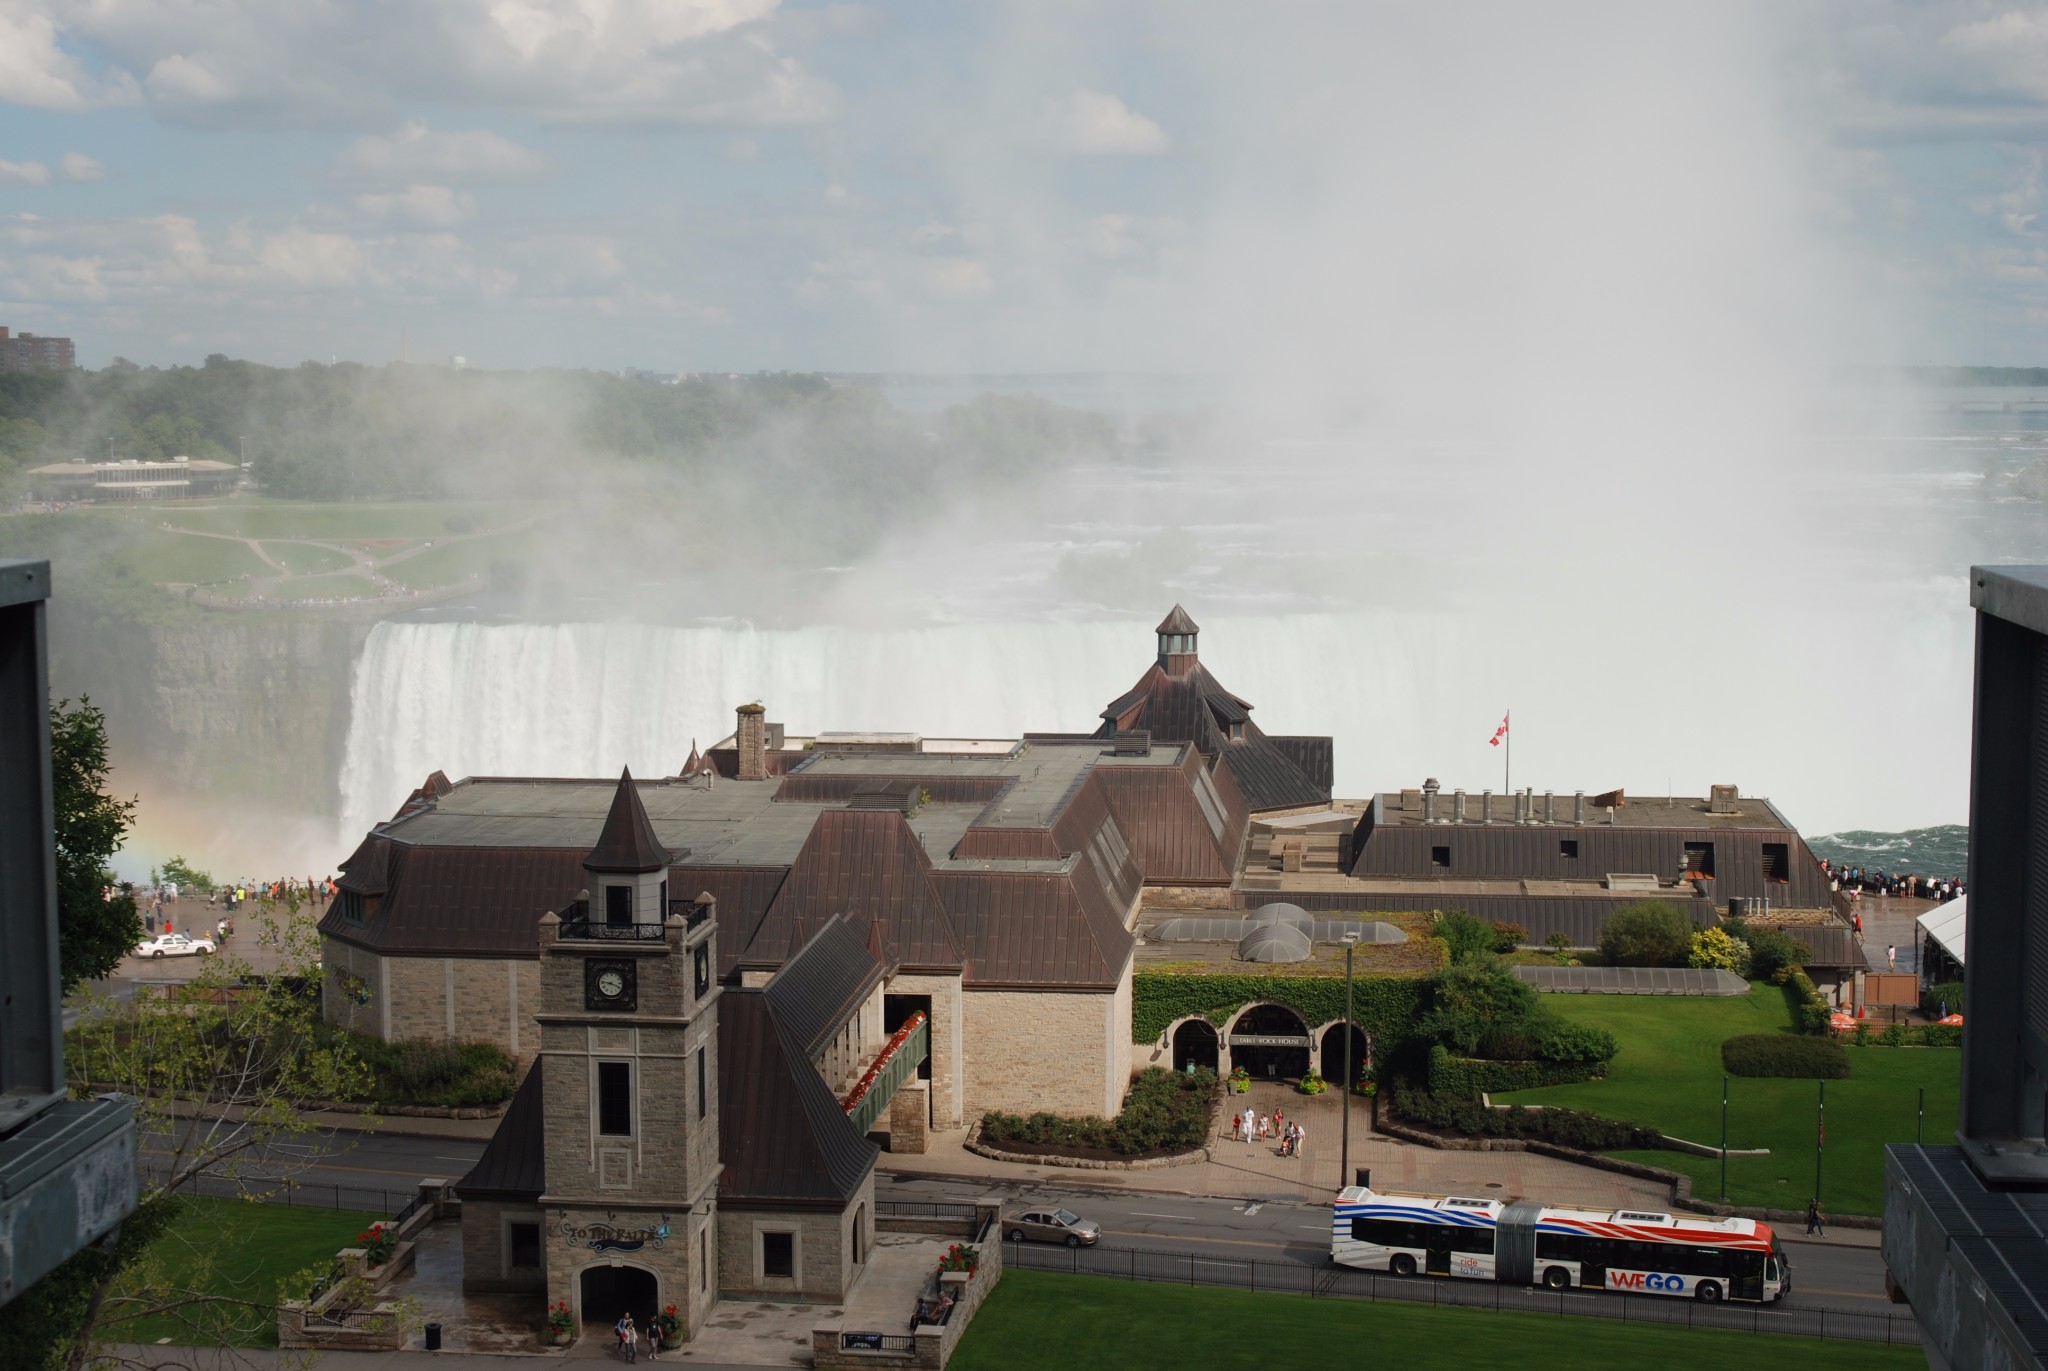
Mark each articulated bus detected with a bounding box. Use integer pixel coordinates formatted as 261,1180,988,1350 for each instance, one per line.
1331,1187,1788,1304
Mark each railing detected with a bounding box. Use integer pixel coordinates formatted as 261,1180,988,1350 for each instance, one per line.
838,1332,917,1353
558,916,667,942
845,1018,929,1136
1001,1242,1924,1347
877,1201,980,1222
667,899,714,930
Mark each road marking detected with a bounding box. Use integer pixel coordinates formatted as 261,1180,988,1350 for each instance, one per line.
1298,1225,1332,1231
1239,1202,1264,1216
1129,1212,1194,1220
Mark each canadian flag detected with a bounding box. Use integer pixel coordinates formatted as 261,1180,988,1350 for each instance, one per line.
1488,712,1509,748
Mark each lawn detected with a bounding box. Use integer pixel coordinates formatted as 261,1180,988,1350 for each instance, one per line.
105,526,272,583
378,530,524,589
1494,985,1959,1216
105,1196,385,1348
258,540,356,574
950,1270,1922,1371
272,571,379,600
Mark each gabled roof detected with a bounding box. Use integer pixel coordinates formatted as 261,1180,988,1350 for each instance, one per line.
456,1062,545,1200
337,833,392,895
324,844,589,957
742,810,964,973
763,914,887,1062
1156,604,1200,636
718,989,878,1207
584,768,672,873
1094,658,1330,812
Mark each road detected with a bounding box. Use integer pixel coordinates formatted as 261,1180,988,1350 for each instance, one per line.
233,1130,1901,1321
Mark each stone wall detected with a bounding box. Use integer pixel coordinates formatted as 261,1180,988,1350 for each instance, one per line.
321,941,545,1065
717,1172,875,1304
886,973,963,1128
962,989,1118,1119
460,1198,547,1294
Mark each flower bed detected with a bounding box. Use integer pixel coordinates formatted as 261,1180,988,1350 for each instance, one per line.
979,1068,1216,1159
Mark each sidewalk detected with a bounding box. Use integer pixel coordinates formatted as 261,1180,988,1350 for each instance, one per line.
880,1081,1884,1248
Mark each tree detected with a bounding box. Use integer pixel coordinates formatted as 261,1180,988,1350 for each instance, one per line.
158,855,214,894
1597,900,1695,968
0,905,381,1369
1433,911,1496,964
50,697,140,993
1723,917,1804,979
1417,956,1540,1055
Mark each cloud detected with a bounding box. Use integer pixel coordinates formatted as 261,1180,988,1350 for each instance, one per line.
333,123,548,186
353,185,477,230
1038,89,1170,157
0,158,53,186
9,0,835,129
59,151,105,182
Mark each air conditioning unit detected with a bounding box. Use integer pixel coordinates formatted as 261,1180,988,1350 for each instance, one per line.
1709,784,1738,815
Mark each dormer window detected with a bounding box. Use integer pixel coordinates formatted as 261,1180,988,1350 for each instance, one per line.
1228,721,1245,742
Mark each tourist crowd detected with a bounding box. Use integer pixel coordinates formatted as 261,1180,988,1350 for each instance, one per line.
1820,859,1964,904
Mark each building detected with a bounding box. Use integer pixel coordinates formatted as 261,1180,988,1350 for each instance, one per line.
1884,564,2048,1371
0,327,76,370
452,770,893,1331
26,455,240,502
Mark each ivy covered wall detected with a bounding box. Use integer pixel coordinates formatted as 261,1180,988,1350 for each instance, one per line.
1131,971,1427,1048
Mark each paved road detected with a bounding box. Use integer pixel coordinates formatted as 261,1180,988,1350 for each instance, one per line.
269,1131,1901,1320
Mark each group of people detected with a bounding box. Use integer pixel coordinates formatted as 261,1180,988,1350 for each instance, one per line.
1821,860,1964,904
210,877,337,909
1230,1110,1307,1157
612,1311,665,1363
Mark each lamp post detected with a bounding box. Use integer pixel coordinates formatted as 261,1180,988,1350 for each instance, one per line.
1720,1075,1729,1201
1341,932,1359,1191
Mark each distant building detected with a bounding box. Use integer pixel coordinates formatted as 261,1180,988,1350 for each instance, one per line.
26,455,240,502
0,327,77,370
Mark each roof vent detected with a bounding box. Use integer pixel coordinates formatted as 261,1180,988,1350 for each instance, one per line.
1113,729,1150,756
1709,783,1739,815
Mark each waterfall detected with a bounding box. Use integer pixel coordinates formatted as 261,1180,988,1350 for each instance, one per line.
335,596,1976,848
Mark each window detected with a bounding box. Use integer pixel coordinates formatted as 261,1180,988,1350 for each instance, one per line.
762,1231,794,1279
1228,721,1244,741
597,1061,633,1136
1559,839,1579,860
604,885,632,925
1431,845,1451,870
694,945,711,998
1683,842,1716,878
696,1047,707,1120
660,878,669,912
1761,843,1789,882
510,1222,541,1269
339,891,364,923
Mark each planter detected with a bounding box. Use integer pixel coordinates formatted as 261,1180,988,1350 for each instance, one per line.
550,1329,575,1346
940,1270,972,1289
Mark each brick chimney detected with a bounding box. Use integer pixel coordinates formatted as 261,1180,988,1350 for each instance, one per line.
736,702,767,781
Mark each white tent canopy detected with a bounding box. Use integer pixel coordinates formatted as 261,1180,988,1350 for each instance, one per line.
1918,897,1966,967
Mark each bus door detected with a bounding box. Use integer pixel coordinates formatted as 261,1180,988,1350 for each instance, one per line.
1426,1229,1453,1277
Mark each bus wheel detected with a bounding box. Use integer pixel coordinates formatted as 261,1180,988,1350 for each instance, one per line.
1390,1254,1416,1277
1542,1267,1570,1290
1695,1282,1722,1303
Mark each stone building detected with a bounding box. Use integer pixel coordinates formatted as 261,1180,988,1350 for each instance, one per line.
454,773,897,1331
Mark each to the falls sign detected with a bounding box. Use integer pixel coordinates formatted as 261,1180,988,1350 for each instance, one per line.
563,1213,672,1253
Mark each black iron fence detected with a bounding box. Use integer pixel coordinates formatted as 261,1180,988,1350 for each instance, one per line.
876,1201,980,1222
153,1167,416,1216
839,1332,917,1353
1003,1241,1923,1347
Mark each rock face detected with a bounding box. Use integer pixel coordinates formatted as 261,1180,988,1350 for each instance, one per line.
48,601,374,835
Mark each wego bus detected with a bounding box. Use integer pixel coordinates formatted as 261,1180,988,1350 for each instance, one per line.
1332,1187,1788,1304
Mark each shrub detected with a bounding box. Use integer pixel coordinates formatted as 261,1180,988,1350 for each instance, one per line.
1435,911,1497,965
1388,1082,1662,1150
1417,957,1539,1056
1598,901,1694,967
1773,964,1832,1034
1426,1046,1605,1096
1921,1024,1963,1048
1687,926,1752,975
1489,921,1527,954
317,1026,519,1107
980,1067,1215,1156
1724,918,1804,978
1721,1033,1850,1079
1922,980,1965,1017
1878,1023,1906,1047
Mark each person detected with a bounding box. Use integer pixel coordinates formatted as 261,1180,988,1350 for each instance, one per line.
1231,1112,1242,1140
1887,944,1898,971
646,1315,662,1362
617,1312,637,1364
1806,1198,1825,1237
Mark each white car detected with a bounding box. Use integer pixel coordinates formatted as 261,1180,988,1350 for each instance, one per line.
133,933,215,959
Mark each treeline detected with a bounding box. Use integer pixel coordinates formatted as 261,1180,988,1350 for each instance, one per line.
0,357,1116,516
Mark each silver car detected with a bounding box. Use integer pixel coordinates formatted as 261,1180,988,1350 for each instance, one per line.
1004,1208,1101,1248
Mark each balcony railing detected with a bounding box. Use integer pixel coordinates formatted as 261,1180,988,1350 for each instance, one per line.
667,898,714,931
557,915,666,942
844,1015,929,1136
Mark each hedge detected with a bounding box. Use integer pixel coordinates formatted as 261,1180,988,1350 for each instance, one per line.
1721,1033,1851,1079
980,1067,1216,1155
1131,972,1427,1048
1922,980,1965,1017
314,1025,519,1107
1426,1045,1605,1097
1773,965,1832,1035
1388,1082,1663,1150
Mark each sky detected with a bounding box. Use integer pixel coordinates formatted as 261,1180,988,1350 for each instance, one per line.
3,1,2048,375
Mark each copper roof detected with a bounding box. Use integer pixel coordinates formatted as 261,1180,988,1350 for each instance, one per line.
583,768,673,872
1095,657,1330,812
326,843,588,956
763,914,886,1060
743,810,965,973
718,989,877,1207
1155,604,1200,635
455,1062,545,1200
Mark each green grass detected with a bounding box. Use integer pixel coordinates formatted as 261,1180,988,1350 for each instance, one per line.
379,531,524,589
271,571,379,600
1495,986,1959,1215
106,1196,385,1348
950,1270,1921,1371
162,497,547,540
257,540,355,574
104,526,272,583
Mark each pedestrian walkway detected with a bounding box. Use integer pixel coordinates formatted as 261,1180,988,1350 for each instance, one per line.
1851,895,1935,975
883,1081,1882,1247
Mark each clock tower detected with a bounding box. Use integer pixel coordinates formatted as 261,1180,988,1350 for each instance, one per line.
535,769,721,1339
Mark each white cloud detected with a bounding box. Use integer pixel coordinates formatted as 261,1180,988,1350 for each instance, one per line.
923,256,992,300
334,123,548,186
1038,89,1170,157
354,185,477,230
0,158,53,186
59,151,105,182
0,2,138,111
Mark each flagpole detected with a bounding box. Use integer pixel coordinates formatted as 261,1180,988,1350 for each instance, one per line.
1504,709,1511,796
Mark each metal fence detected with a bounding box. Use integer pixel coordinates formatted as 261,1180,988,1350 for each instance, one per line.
876,1201,980,1222
839,1332,917,1353
151,1167,414,1216
1002,1242,1924,1347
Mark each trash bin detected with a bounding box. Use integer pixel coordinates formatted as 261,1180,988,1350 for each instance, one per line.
1354,1167,1371,1189
424,1323,442,1352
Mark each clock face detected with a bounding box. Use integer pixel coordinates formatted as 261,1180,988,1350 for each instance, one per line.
585,959,636,1011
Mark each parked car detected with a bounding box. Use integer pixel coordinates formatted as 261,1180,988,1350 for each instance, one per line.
133,933,216,959
1004,1208,1101,1247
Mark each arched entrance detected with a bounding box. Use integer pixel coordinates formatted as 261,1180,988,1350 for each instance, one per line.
1319,1023,1369,1088
1172,1018,1220,1074
1227,1003,1310,1081
580,1263,660,1329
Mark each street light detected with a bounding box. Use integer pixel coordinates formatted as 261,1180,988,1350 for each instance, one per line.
1341,932,1359,1192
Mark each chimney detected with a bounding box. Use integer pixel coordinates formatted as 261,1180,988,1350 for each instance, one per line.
1543,790,1555,822
1514,789,1529,823
1453,789,1467,822
1574,790,1586,824
1481,789,1493,824
1422,777,1440,824
736,702,767,781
